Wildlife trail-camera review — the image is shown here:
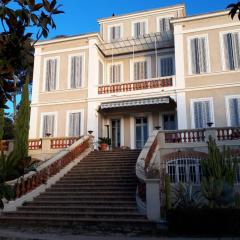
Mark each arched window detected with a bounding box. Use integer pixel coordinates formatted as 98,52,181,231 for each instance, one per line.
166,158,202,185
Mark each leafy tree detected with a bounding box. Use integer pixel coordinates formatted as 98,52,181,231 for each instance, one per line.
0,0,64,108
228,2,240,19
3,115,14,140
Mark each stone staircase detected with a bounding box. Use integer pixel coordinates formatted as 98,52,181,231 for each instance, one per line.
0,150,155,233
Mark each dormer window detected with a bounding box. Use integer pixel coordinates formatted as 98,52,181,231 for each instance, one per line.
133,21,147,38
158,17,171,32
109,25,121,42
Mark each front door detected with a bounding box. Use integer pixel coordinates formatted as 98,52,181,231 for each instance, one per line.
111,119,121,148
135,117,148,149
163,114,176,130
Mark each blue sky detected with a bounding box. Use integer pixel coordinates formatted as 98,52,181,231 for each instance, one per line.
46,0,232,39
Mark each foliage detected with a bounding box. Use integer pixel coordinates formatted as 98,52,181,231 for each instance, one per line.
228,2,240,20
12,82,30,174
3,114,14,140
165,174,171,211
201,136,236,208
98,137,111,145
0,152,17,209
0,109,4,141
172,182,204,209
0,0,64,108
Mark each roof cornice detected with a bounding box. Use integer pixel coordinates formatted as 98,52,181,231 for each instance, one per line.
35,33,101,47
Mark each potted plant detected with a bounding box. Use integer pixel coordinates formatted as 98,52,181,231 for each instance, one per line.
98,137,111,151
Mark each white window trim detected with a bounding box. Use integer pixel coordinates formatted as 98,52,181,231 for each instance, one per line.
67,52,85,89
42,56,60,92
190,97,215,129
107,23,123,43
131,18,148,38
187,34,211,76
107,61,124,84
158,54,175,77
225,95,240,127
65,109,85,137
40,112,58,138
156,15,174,32
219,29,240,71
98,58,105,86
130,56,152,81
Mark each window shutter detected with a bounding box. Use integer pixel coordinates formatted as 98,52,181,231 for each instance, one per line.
229,98,240,127
99,61,103,85
134,61,147,80
233,33,240,69
71,56,83,88
199,38,207,73
43,115,55,137
69,113,81,137
194,101,212,129
134,62,139,80
190,39,198,74
159,18,171,32
116,64,121,83
45,59,57,91
160,57,174,77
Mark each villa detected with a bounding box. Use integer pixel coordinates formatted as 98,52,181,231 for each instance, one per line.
29,4,239,149
1,3,240,231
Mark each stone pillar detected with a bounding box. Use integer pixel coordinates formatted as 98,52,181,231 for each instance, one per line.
146,179,161,222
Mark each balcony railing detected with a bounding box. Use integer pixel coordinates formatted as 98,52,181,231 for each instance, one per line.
98,77,173,94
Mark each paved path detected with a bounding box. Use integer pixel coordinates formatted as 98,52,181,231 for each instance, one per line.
0,229,239,240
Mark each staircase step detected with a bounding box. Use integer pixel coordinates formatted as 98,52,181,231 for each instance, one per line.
18,205,138,213
36,196,135,201
3,211,144,219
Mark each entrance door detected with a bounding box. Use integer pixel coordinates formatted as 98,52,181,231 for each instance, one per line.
111,119,121,148
135,117,148,149
163,114,176,130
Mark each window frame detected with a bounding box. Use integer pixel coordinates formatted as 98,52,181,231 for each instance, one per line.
67,52,85,89
42,56,60,92
130,56,151,81
187,34,211,76
98,58,105,86
131,18,148,38
40,112,58,138
157,54,175,77
107,23,123,43
107,61,124,84
225,94,240,127
190,97,215,129
220,29,240,71
66,109,84,137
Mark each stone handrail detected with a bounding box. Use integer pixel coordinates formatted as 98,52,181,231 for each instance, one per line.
98,77,173,94
7,135,91,199
135,130,159,213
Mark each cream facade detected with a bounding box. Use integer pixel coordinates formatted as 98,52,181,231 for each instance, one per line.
29,4,240,149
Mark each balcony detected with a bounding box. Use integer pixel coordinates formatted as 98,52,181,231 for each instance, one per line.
98,77,173,94
97,32,174,57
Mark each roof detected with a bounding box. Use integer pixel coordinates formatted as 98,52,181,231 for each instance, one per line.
34,32,101,46
98,4,186,23
171,9,229,24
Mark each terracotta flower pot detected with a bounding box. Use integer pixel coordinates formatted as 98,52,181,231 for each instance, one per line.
100,143,108,151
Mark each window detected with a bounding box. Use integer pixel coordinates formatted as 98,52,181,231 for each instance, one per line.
109,64,121,83
133,21,146,38
158,56,174,77
189,36,209,75
99,61,104,85
159,18,171,32
227,96,240,127
222,32,240,70
68,112,82,137
69,55,83,88
42,114,56,137
192,99,214,129
109,26,121,42
45,58,58,91
167,158,201,184
134,61,148,80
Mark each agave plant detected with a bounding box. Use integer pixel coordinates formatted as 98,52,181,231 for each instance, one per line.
172,182,204,209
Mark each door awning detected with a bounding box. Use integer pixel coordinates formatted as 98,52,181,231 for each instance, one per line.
99,97,173,111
